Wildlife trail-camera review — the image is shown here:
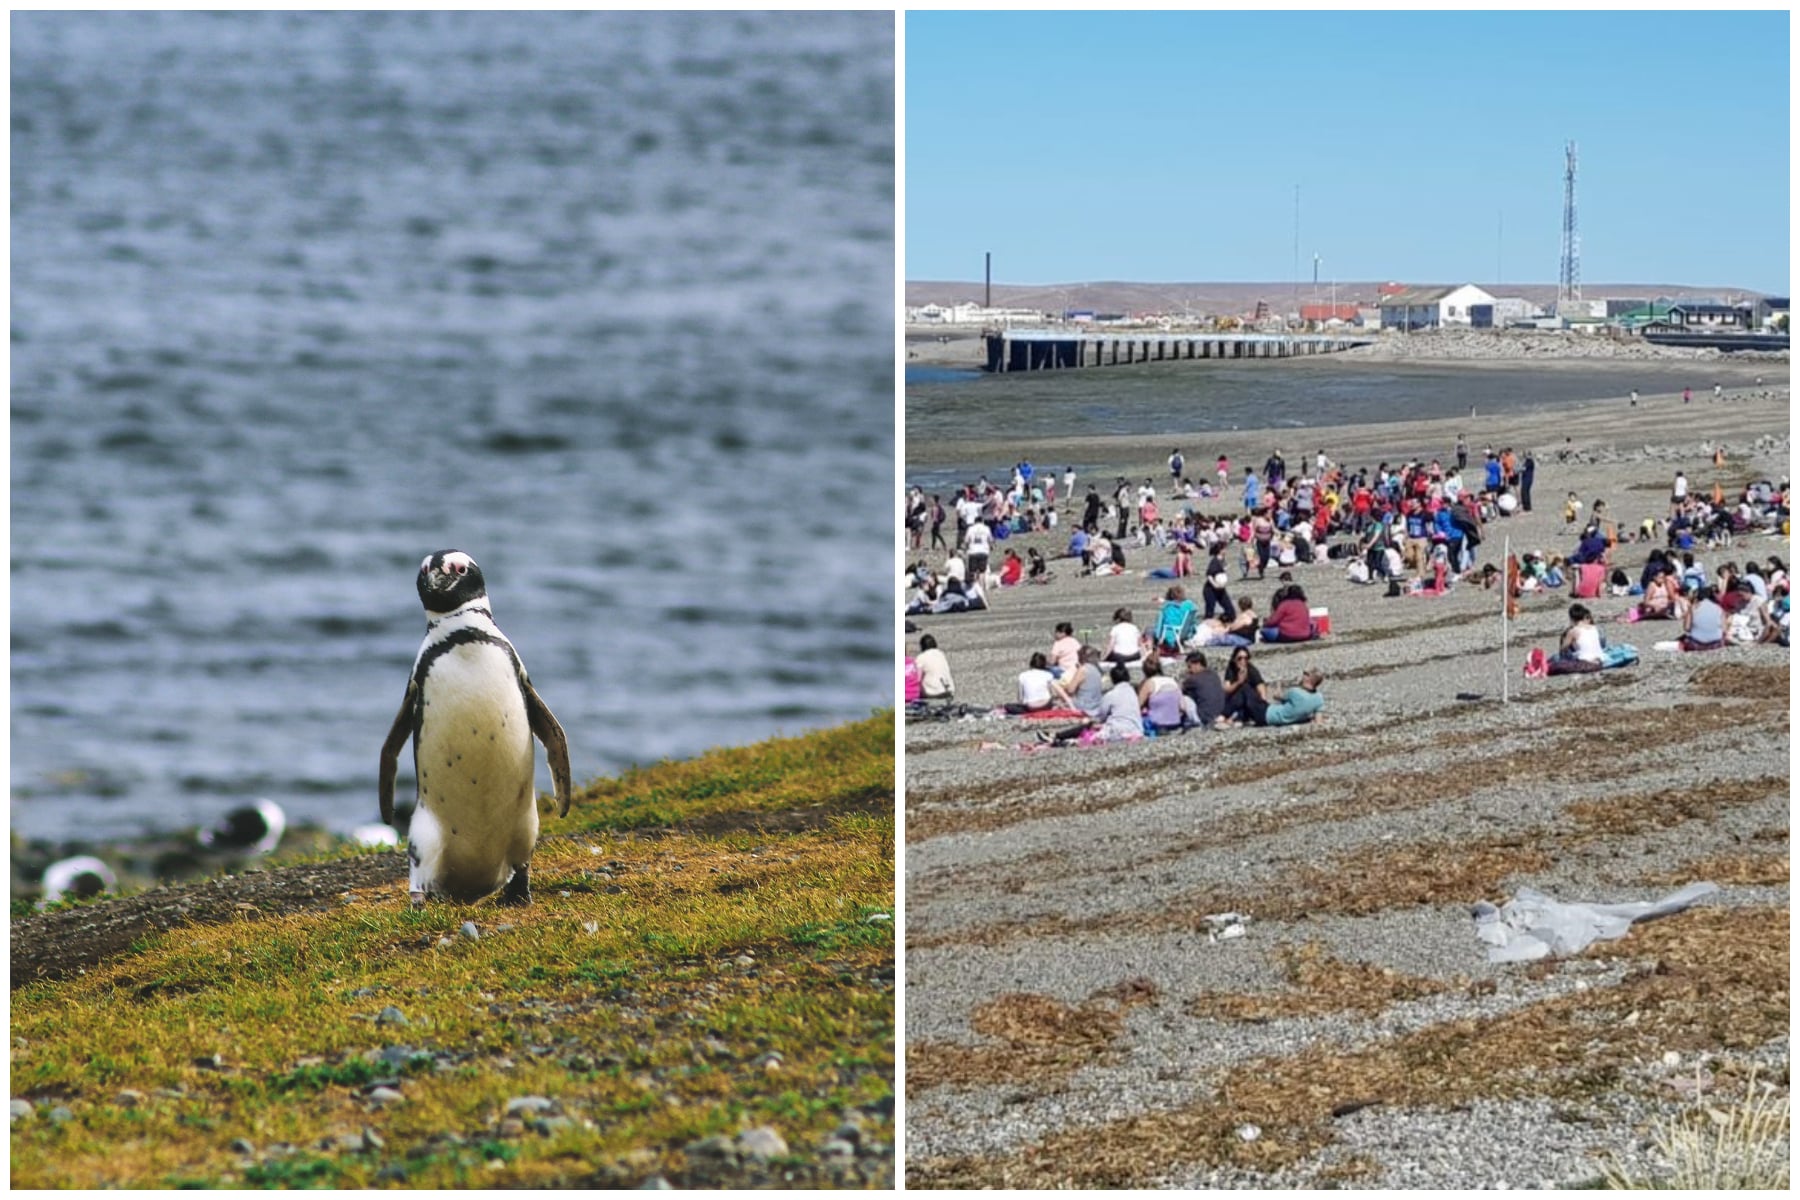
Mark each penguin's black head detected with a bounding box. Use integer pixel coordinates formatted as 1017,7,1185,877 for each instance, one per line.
418,550,488,615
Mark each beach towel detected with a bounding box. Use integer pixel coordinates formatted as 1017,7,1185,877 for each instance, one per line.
1018,707,1086,721
1600,644,1639,669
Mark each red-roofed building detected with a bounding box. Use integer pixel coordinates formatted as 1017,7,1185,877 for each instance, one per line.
1300,303,1360,323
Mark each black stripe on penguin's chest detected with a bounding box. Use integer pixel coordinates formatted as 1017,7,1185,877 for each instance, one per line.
407,627,529,745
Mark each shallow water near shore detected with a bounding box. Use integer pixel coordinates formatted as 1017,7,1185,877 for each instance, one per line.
12,12,894,844
906,358,1767,487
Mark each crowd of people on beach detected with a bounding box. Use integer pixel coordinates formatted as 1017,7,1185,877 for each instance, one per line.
904,428,1788,743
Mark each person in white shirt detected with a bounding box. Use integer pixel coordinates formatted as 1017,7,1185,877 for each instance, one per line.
963,520,992,580
1104,607,1143,664
914,635,954,701
1554,603,1605,667
1010,652,1057,713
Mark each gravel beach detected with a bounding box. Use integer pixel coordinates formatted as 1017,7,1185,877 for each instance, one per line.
904,373,1790,1188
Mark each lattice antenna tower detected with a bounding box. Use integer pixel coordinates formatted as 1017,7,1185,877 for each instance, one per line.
1558,140,1580,304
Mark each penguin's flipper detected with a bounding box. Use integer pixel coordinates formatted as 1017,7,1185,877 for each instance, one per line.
378,680,418,826
523,680,573,818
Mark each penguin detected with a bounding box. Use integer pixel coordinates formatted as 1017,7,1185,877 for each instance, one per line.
379,551,571,907
40,855,116,906
198,798,287,857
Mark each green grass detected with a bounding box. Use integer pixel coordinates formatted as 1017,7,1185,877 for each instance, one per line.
10,714,895,1189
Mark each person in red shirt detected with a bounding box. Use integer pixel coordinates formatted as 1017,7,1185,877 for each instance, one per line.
1260,585,1316,643
998,548,1024,587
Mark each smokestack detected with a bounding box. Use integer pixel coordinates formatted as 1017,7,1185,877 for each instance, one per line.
984,252,991,309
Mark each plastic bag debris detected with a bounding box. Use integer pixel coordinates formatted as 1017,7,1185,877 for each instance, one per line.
1203,912,1249,944
1471,881,1719,963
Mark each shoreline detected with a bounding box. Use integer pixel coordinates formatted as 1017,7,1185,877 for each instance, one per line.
907,381,1790,482
905,325,1790,369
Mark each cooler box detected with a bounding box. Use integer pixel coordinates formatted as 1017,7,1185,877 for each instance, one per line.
1310,606,1332,636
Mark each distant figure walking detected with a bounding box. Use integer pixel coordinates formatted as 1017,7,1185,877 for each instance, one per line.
1629,388,1638,407
1455,434,1468,471
1683,386,1692,404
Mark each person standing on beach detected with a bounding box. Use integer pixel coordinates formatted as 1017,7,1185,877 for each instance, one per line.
963,517,992,584
1082,485,1102,531
1063,466,1077,509
1216,454,1230,488
1455,434,1468,472
1671,470,1689,516
929,494,948,550
1114,478,1132,540
1630,388,1639,407
1168,449,1184,487
1202,545,1236,621
1714,382,1723,400
1520,453,1536,512
1683,386,1693,405
1243,468,1260,514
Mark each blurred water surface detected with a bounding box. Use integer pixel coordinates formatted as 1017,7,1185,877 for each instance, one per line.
13,11,894,843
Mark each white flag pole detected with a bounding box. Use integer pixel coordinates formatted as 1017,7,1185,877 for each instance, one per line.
1502,534,1510,704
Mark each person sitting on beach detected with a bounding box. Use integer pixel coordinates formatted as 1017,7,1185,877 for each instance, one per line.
915,634,954,701
1225,595,1261,642
1548,603,1605,674
1260,585,1316,643
1757,584,1789,646
1028,547,1050,582
1147,540,1193,581
1638,571,1683,621
1104,608,1144,665
1137,654,1194,732
1039,664,1144,746
1007,651,1057,715
998,548,1024,588
1263,669,1326,727
1181,651,1228,729
1058,645,1107,717
1569,524,1609,566
1150,586,1199,655
1219,646,1270,726
1563,492,1583,529
1726,593,1766,645
1048,621,1083,679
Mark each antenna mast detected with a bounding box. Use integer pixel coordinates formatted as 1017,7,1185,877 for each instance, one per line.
1558,141,1580,305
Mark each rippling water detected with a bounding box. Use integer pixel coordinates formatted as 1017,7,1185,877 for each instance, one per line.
12,11,895,843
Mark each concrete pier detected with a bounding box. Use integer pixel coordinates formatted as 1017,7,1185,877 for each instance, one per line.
983,329,1373,373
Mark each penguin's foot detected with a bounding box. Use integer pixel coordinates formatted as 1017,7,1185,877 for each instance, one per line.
409,890,426,910
501,865,531,907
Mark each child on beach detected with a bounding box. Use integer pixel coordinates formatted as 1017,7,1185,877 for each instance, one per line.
1563,492,1583,528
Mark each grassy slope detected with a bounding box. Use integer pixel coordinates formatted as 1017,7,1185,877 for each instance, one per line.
10,713,895,1188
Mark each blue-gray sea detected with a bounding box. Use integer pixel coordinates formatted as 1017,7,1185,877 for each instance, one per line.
12,11,895,844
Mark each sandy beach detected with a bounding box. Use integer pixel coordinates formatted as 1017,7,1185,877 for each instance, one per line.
903,373,1790,1187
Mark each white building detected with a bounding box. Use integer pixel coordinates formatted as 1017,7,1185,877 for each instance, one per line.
1377,284,1497,330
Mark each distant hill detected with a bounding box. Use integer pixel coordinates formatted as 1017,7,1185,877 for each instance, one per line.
905,280,1770,317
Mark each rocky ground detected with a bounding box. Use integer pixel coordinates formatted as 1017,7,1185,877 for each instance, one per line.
903,386,1790,1188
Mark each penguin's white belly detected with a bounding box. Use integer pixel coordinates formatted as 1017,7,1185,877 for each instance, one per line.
412,644,537,900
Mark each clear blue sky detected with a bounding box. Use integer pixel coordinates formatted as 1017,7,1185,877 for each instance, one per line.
907,10,1790,293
